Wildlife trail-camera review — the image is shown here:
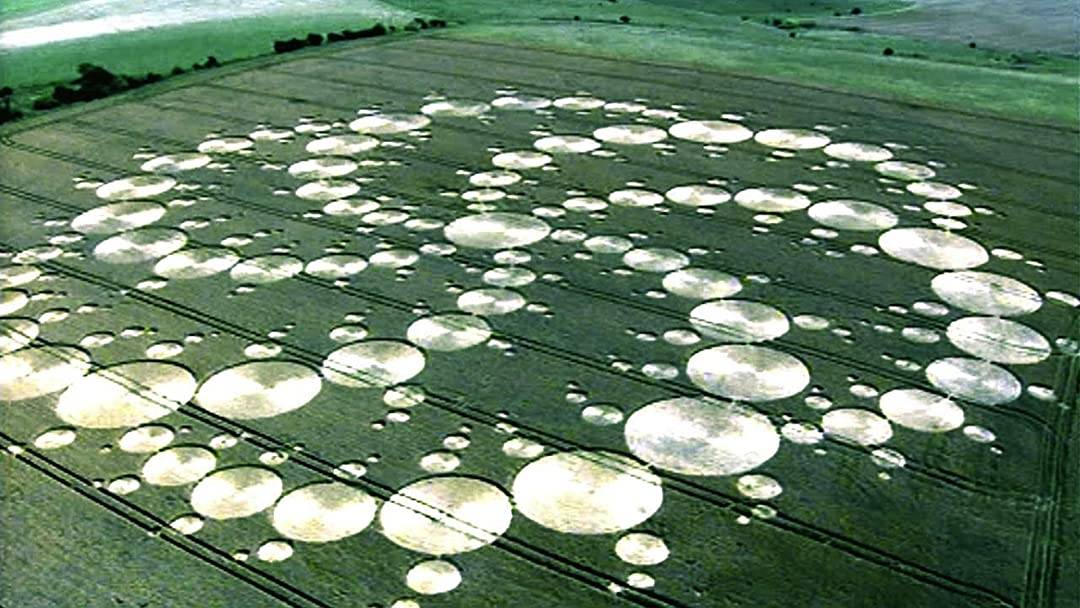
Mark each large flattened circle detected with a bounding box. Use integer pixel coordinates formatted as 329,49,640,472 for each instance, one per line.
512,450,662,535
272,482,377,543
925,357,1021,406
190,466,283,520
72,201,166,235
930,271,1041,317
625,397,780,476
195,361,322,419
686,345,809,402
56,361,196,429
0,346,91,402
379,476,512,555
444,213,550,250
322,340,425,388
689,300,789,343
879,228,988,270
946,317,1051,365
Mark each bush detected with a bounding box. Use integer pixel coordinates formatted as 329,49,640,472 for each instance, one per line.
429,19,447,28
171,66,185,76
619,15,630,23
0,108,23,124
306,33,323,46
273,38,306,53
882,47,895,56
205,56,220,68
412,18,429,29
360,23,388,38
851,7,862,15
573,15,581,21
33,97,62,111
52,84,81,103
968,41,977,49
75,64,120,92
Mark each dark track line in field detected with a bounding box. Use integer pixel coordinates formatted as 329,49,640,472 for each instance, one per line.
1020,313,1079,606
0,430,328,608
413,35,1080,141
1,137,1065,444
1,133,1064,453
223,61,1080,224
0,313,1020,608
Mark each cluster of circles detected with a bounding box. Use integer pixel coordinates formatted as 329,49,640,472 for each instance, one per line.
3,85,1076,605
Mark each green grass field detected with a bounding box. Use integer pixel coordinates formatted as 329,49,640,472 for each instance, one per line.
0,0,1076,126
447,21,1079,125
0,0,73,20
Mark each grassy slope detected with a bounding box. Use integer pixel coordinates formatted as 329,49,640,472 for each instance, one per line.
0,0,73,20
0,1,422,99
446,21,1078,126
1,11,417,93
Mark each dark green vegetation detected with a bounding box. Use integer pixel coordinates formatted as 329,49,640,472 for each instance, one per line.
1,33,1077,608
271,20,446,56
27,62,204,113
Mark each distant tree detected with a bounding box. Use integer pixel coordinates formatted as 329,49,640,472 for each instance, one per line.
882,47,895,56
0,86,12,113
75,64,120,91
306,33,324,46
968,41,977,49
619,15,630,23
851,7,863,15
171,66,185,76
33,96,61,111
359,24,388,38
573,15,581,21
52,84,81,104
205,56,220,68
273,38,306,53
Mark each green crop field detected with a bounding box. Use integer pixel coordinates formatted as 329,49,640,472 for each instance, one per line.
1,30,1078,608
1,4,1078,608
